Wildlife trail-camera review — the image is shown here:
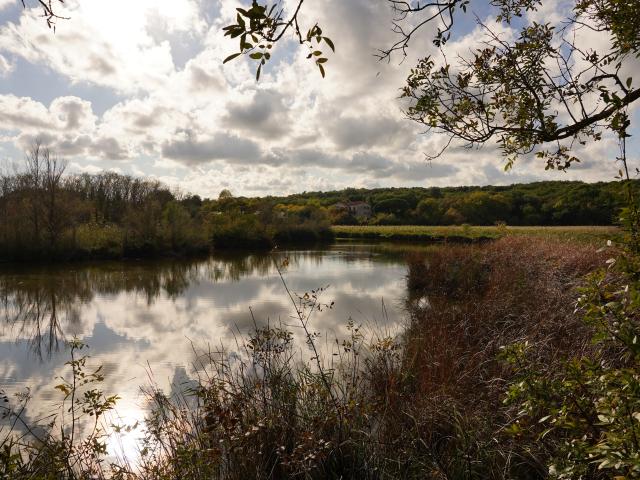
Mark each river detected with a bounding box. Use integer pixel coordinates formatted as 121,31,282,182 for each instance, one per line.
0,241,419,460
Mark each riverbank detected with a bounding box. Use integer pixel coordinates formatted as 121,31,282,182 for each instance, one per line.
0,225,618,266
0,223,334,264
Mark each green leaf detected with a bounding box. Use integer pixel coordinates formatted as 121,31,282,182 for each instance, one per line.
323,37,335,52
223,53,242,64
316,58,328,64
256,63,262,81
318,63,325,78
249,52,263,60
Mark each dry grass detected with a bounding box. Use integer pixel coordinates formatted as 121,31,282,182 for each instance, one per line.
405,236,605,395
400,236,607,471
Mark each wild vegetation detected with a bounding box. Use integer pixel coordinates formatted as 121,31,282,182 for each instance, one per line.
4,232,640,479
0,144,332,262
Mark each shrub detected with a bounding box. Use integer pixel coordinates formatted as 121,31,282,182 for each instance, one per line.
502,247,640,478
208,213,273,249
74,223,124,258
0,339,120,479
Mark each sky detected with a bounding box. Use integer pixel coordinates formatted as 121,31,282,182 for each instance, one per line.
0,0,636,198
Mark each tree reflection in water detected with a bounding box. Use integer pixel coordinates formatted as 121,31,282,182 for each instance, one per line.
0,243,409,361
0,252,305,360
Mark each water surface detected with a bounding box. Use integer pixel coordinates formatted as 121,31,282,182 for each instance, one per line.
0,242,413,456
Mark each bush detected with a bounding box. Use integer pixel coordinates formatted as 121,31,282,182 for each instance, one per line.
0,340,120,479
73,223,124,258
502,248,640,478
208,213,273,249
272,223,333,244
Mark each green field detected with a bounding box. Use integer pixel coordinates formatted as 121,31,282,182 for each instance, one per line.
332,225,622,244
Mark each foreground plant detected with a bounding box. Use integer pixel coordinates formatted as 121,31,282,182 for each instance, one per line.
0,339,121,479
503,235,640,478
134,264,412,479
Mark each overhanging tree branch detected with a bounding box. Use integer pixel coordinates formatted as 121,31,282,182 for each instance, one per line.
222,0,640,170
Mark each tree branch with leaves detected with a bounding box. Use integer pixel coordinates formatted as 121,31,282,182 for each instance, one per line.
402,1,640,171
222,0,335,80
224,0,640,173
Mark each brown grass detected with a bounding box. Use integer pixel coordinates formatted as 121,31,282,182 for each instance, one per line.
403,236,606,426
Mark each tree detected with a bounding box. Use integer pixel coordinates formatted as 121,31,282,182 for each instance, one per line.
226,0,640,173
373,196,410,215
162,201,191,250
41,146,67,248
416,197,444,224
218,189,234,201
24,141,45,246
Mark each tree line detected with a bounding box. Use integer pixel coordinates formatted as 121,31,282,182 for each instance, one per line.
275,181,636,226
0,144,331,261
0,145,634,262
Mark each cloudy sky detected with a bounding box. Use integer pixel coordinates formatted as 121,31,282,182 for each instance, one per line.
0,0,636,198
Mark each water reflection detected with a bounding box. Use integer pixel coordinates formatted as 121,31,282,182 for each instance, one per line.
0,242,412,458
0,272,87,359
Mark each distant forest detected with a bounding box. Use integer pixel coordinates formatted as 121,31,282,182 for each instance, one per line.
275,180,637,226
0,146,634,260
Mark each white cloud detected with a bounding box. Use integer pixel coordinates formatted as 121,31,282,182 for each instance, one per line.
0,52,13,75
0,0,632,196
0,0,205,93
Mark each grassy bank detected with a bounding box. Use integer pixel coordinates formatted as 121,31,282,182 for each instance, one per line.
332,224,621,244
